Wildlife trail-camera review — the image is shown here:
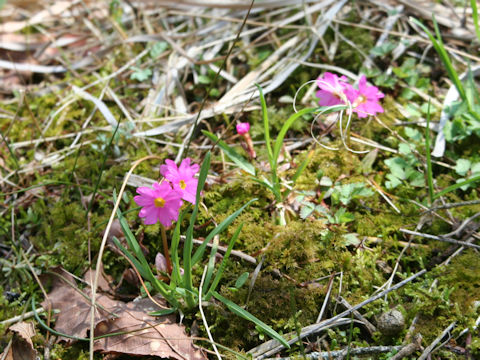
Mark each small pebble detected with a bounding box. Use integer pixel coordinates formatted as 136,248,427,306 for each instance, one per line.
377,309,405,336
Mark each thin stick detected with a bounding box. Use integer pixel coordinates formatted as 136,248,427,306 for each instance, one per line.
400,228,480,250
89,155,162,360
315,273,335,323
422,199,480,213
418,321,456,360
264,345,403,359
336,296,377,335
0,308,45,327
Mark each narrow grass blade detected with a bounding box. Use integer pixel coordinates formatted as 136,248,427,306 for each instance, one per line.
202,235,219,296
112,236,148,279
283,149,315,199
433,174,480,200
425,101,434,204
272,107,318,172
410,17,465,101
204,223,243,300
212,291,290,349
256,84,273,168
192,198,257,265
249,176,276,194
202,130,255,175
472,0,480,43
183,152,211,307
170,209,186,286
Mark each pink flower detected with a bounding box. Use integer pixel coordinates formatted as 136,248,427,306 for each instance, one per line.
344,75,384,118
160,158,199,204
316,72,350,107
134,182,183,227
236,122,250,135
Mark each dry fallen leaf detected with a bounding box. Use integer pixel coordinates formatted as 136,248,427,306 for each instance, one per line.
41,267,205,359
94,298,205,360
0,321,37,360
41,268,120,343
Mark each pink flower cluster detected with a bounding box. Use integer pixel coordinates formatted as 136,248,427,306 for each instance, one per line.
134,158,200,227
316,72,384,118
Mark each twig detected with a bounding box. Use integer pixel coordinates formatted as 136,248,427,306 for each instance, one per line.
180,235,257,264
400,228,480,250
418,322,456,360
315,273,335,323
422,200,480,213
266,345,403,359
443,212,480,238
0,308,45,327
336,296,376,335
390,334,423,360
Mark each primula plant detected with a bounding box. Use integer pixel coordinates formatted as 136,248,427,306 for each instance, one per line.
203,79,383,224
113,152,289,348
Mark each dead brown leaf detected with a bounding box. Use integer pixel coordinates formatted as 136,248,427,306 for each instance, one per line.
0,321,38,360
41,268,120,343
41,268,205,359
94,298,205,360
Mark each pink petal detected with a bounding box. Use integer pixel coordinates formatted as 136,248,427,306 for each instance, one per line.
134,195,154,207
316,90,344,107
136,186,155,197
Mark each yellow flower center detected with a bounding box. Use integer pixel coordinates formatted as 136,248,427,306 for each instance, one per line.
353,95,367,107
179,180,187,190
154,197,166,208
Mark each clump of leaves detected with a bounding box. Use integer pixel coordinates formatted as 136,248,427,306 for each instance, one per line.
384,127,425,189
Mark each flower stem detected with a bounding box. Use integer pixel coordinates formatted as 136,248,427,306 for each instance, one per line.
160,224,172,275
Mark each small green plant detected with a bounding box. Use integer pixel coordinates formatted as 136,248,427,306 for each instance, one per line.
296,180,373,224
454,159,480,190
384,128,425,190
113,152,289,348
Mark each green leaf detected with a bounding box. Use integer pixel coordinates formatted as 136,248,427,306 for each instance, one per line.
409,171,425,187
398,143,412,155
455,159,471,176
256,84,274,169
343,233,361,246
272,107,320,172
197,75,211,85
370,42,396,57
130,67,152,82
205,223,244,299
183,152,211,308
202,131,256,175
471,162,480,174
212,291,290,349
150,42,168,58
385,174,402,189
149,308,176,316
385,158,407,180
235,272,250,289
300,203,315,219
